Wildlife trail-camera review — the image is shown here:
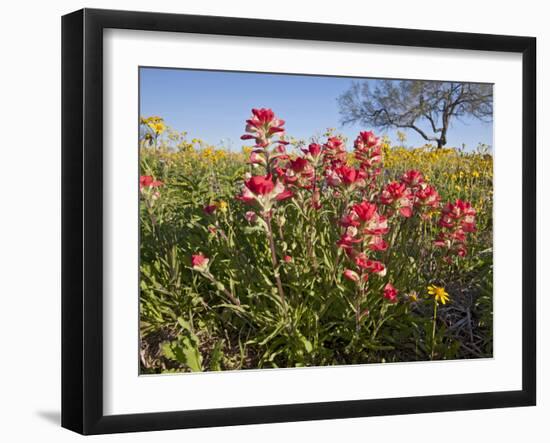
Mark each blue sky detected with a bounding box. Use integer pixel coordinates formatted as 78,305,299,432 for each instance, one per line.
139,68,493,152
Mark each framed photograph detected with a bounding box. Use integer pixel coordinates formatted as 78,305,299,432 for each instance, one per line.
62,8,536,435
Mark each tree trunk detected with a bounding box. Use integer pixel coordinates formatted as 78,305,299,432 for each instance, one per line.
437,124,448,149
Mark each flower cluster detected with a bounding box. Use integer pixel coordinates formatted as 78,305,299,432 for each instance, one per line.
338,200,395,300
234,108,477,307
326,165,367,189
434,199,477,258
322,133,383,191
401,170,441,212
354,131,383,171
379,181,414,217
277,157,315,190
236,109,296,215
140,116,166,136
379,170,440,218
323,136,347,166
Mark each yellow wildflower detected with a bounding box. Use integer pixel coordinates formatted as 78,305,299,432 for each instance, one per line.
406,291,418,302
427,285,450,305
216,200,228,213
151,122,166,135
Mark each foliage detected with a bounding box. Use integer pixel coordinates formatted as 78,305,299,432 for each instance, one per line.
139,109,493,373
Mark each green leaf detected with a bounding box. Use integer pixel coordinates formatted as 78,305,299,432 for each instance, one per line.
160,318,204,372
161,336,203,372
209,341,224,371
301,336,313,353
177,317,193,331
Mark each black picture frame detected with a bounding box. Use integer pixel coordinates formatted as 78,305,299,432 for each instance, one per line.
61,8,536,435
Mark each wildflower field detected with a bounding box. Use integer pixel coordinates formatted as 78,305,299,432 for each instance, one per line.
139,110,493,373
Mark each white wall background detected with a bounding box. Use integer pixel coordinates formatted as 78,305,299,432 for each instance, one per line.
0,0,546,441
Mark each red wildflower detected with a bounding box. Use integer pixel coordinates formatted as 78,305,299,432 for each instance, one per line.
339,166,363,185
345,201,389,236
140,175,163,190
456,244,467,257
140,175,153,188
235,186,255,204
351,201,378,223
323,136,347,165
343,269,360,282
236,174,293,206
337,232,362,252
246,174,275,195
339,201,389,262
279,157,314,189
340,213,360,228
434,199,477,258
289,157,310,173
379,181,414,217
249,152,267,165
203,204,217,215
355,131,380,149
328,165,366,188
354,253,386,276
275,188,294,201
363,214,389,236
440,199,477,232
383,282,398,303
354,131,383,169
191,253,209,270
303,143,322,158
241,108,286,147
401,170,424,188
367,236,388,251
415,184,440,208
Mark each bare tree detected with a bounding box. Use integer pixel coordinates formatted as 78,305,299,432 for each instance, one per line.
338,80,493,149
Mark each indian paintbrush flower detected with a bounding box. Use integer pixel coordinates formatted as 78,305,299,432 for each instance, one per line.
383,282,399,303
379,181,414,218
241,108,286,148
191,253,209,271
343,269,360,282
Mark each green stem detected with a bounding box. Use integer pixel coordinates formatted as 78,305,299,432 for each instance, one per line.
204,272,240,306
144,198,158,238
431,300,438,360
355,277,367,334
355,290,361,333
265,215,288,316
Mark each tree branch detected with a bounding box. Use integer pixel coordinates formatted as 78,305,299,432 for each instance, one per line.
405,123,439,142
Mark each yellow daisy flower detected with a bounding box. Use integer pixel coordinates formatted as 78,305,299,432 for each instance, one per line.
427,285,450,305
216,200,228,213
